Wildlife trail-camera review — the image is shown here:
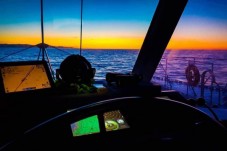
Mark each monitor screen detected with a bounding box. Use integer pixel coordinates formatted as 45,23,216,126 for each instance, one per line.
0,61,54,94
71,115,100,137
70,110,130,137
104,110,130,131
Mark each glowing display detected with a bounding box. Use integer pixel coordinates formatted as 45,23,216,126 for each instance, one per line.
71,115,100,137
70,110,130,137
104,110,130,131
0,62,52,93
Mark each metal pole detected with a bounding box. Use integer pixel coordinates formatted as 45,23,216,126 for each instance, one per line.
41,0,45,60
79,0,83,56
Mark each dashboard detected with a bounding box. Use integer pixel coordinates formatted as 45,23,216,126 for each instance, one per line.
1,96,226,151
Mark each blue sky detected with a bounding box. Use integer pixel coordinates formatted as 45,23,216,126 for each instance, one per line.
0,0,227,49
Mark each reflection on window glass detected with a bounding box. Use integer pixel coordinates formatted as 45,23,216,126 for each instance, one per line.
152,0,227,106
104,110,130,131
71,115,100,137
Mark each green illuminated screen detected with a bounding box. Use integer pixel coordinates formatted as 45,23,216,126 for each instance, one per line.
71,115,100,137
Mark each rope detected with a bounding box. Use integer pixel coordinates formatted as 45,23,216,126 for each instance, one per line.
49,45,72,55
0,45,36,61
79,0,83,56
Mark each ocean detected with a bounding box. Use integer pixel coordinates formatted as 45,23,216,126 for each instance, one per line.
0,46,139,80
1,45,227,105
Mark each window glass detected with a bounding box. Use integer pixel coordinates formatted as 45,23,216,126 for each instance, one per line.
0,0,159,81
152,0,227,106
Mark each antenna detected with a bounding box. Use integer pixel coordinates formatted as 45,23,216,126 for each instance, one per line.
79,0,83,56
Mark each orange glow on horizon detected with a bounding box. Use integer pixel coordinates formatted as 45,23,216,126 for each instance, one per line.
0,35,144,49
1,35,227,50
0,35,40,45
43,36,144,49
82,37,143,49
167,38,227,50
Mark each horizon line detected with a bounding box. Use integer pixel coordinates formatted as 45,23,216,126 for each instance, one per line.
0,43,227,51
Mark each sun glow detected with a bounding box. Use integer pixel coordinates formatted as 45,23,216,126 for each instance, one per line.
167,38,227,50
0,33,144,49
82,37,143,49
1,0,227,50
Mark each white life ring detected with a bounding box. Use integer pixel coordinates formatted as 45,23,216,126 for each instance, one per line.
185,64,200,86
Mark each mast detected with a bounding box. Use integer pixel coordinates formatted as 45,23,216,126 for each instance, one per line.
79,0,83,56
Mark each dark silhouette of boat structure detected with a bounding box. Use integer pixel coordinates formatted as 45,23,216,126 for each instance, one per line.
0,0,227,150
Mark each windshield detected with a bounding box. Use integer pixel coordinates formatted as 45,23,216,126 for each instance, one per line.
0,0,158,80
152,0,227,107
0,0,227,106
2,1,227,149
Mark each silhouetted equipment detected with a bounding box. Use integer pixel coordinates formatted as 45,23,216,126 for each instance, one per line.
59,54,95,85
106,72,142,87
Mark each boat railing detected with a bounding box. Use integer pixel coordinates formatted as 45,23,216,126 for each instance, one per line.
152,56,227,107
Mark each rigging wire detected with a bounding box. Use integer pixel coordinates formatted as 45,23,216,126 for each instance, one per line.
39,0,55,80
0,45,36,61
50,46,71,55
41,0,45,50
79,0,83,56
0,44,71,62
0,0,78,78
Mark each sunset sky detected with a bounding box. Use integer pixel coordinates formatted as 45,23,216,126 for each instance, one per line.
0,0,227,50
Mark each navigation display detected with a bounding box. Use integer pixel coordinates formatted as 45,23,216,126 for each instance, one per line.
70,110,130,137
0,61,53,94
104,110,130,131
71,115,100,137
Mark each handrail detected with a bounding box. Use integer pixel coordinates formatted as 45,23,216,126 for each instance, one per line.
153,56,227,107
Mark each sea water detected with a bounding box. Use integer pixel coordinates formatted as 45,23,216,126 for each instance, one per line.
1,45,227,105
0,46,138,80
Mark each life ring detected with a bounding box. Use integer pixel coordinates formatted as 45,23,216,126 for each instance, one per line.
185,64,200,86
